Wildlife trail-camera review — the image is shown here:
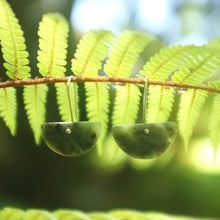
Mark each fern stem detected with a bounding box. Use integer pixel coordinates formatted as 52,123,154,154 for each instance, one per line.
0,76,220,94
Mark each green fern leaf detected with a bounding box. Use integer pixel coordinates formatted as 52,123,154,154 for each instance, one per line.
88,212,115,220
0,0,30,79
113,84,141,125
54,210,90,220
0,87,17,135
104,30,154,77
23,84,48,145
26,209,55,219
208,37,220,47
55,82,79,122
37,13,69,77
172,46,220,85
178,89,208,149
110,210,149,220
209,94,220,153
140,45,197,80
0,208,27,219
146,86,175,123
85,82,110,153
140,45,198,123
72,29,115,76
208,80,220,89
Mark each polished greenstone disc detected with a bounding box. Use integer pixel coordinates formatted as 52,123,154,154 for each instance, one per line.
112,122,177,159
41,121,101,157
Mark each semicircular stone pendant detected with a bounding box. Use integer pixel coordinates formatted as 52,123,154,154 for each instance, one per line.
41,121,101,157
112,122,177,159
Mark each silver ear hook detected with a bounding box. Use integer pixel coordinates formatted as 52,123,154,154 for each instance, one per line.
142,76,148,124
67,75,74,123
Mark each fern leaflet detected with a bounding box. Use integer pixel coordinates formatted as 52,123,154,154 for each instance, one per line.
112,84,141,125
85,82,110,153
23,84,48,144
209,94,220,154
72,29,115,76
110,210,151,220
172,46,220,85
0,0,30,79
146,86,175,123
37,13,69,77
0,208,26,219
178,89,208,149
140,44,198,80
54,210,90,220
0,87,17,135
55,82,79,122
140,45,197,123
104,30,154,77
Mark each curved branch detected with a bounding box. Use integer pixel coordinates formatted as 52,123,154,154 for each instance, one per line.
0,76,219,94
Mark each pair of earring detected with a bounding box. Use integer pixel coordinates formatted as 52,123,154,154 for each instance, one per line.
41,76,177,158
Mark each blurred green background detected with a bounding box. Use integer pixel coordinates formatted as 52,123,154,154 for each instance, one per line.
1,0,220,219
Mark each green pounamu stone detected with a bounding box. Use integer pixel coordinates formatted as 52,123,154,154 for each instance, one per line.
112,122,177,159
41,121,101,157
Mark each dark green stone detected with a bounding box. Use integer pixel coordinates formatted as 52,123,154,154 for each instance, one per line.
41,121,101,157
112,122,177,159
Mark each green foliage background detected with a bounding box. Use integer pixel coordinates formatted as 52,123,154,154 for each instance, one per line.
0,0,220,219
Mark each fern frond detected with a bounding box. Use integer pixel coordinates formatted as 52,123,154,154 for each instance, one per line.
172,45,220,85
55,82,79,122
209,94,220,153
0,0,30,79
72,29,115,76
112,84,141,125
85,82,110,153
23,84,48,145
0,87,17,135
178,89,208,149
146,86,175,123
104,30,154,77
0,207,213,220
37,13,69,77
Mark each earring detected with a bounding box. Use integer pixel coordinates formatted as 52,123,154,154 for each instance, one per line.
41,76,101,157
112,77,177,159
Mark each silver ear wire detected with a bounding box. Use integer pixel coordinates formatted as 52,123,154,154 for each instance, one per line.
142,76,148,124
67,75,74,123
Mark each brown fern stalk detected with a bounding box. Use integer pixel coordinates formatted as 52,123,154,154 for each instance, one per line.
0,76,219,94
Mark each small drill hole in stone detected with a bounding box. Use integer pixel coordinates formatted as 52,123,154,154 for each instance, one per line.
66,128,72,134
144,128,150,135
